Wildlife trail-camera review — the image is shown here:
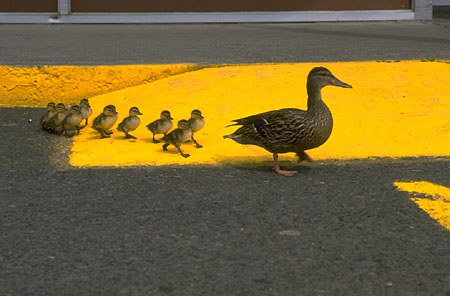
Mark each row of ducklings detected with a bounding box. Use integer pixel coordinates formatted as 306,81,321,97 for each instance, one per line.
40,99,205,158
40,99,92,137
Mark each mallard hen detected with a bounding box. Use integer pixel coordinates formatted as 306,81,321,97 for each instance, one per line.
224,67,352,176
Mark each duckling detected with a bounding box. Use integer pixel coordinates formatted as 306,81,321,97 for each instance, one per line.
40,102,56,131
224,67,352,176
47,103,67,134
117,106,143,139
146,110,173,143
79,98,92,126
161,119,192,158
62,105,83,137
92,105,118,138
188,109,205,148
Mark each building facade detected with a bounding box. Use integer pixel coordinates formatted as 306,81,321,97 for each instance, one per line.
0,0,434,23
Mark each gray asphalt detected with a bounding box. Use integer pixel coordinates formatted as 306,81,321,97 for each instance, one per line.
1,20,450,65
1,19,450,295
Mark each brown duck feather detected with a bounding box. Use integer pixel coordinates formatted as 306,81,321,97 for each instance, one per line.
224,67,351,158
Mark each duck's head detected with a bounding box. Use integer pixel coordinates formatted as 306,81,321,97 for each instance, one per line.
129,106,143,116
80,98,90,108
177,119,190,129
47,102,56,111
307,67,352,90
103,105,118,116
190,109,204,119
70,105,80,114
56,103,66,113
161,110,173,120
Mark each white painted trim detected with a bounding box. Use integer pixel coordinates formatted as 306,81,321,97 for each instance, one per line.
0,13,59,23
433,0,450,5
0,10,415,23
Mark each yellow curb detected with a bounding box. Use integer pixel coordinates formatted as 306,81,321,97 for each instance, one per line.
0,64,200,107
68,61,450,167
395,181,450,231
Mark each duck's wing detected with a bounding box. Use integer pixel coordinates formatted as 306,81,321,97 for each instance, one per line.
225,108,310,150
146,119,159,132
228,108,305,127
117,116,130,131
40,112,48,127
92,114,103,128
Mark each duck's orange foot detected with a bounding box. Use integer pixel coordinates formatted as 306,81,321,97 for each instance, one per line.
274,168,298,177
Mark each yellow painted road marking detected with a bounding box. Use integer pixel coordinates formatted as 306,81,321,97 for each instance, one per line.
0,64,200,107
68,61,450,167
394,181,450,230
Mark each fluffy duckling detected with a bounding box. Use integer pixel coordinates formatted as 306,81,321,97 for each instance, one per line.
79,98,92,126
146,110,173,143
62,105,83,138
47,103,67,134
40,102,56,131
161,119,192,158
188,109,205,148
117,106,143,139
92,105,118,138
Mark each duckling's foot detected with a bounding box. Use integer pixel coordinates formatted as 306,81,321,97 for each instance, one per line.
176,146,190,158
125,134,137,139
162,143,169,151
100,134,110,139
191,136,203,148
152,135,160,143
105,130,113,135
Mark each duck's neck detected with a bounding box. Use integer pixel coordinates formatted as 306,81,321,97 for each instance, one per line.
306,82,324,111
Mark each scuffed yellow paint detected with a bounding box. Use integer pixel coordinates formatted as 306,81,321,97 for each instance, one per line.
395,181,450,230
0,64,200,107
394,181,450,202
69,61,450,167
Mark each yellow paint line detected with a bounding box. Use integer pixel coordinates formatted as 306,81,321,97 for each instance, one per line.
68,61,450,167
395,181,450,231
394,181,450,202
0,64,200,107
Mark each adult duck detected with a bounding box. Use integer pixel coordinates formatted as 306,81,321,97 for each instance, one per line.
224,67,352,176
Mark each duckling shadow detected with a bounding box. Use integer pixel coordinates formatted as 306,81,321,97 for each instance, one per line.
142,138,162,144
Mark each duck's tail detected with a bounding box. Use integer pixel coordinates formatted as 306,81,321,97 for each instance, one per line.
223,133,243,142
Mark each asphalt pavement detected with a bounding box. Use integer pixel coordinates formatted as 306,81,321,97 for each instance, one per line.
1,20,450,65
1,19,450,295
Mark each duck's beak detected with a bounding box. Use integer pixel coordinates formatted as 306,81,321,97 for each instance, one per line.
332,76,352,88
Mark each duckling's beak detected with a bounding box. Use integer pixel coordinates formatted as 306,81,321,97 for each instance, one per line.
332,77,352,88
138,111,143,115
170,117,174,120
